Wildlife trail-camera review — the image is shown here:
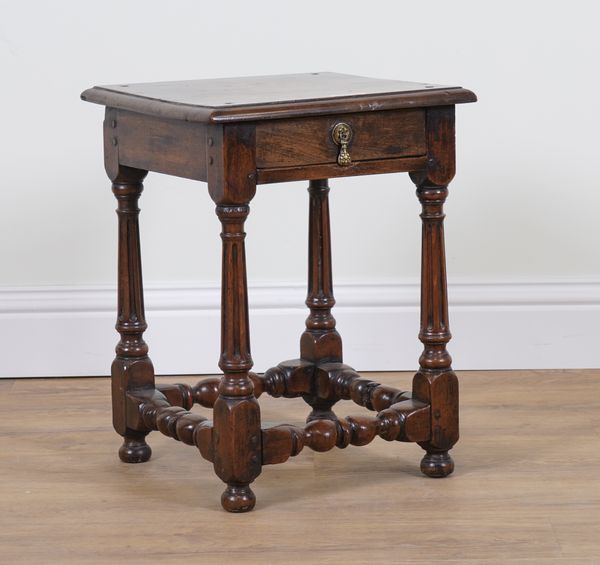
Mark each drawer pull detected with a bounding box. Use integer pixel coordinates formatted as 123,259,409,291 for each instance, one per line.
332,122,353,166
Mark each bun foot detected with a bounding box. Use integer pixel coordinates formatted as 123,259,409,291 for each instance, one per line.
118,434,152,463
420,450,454,478
221,484,256,513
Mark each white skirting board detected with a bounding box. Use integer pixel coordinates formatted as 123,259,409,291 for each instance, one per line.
0,280,599,377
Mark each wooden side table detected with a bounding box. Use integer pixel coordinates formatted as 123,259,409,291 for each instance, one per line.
81,73,476,512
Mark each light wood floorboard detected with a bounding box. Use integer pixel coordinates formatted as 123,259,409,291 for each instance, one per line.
0,370,599,564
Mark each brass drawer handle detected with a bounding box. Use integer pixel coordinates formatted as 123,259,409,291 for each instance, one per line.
332,122,353,166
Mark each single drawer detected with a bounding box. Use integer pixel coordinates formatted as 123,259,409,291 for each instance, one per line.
255,109,426,169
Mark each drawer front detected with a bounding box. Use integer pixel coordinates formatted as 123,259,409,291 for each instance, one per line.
255,109,426,169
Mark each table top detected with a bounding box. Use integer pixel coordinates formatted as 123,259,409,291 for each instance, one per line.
81,72,476,123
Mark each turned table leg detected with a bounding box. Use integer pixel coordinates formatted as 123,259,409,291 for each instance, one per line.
301,179,343,421
111,166,155,463
212,204,262,512
413,182,458,477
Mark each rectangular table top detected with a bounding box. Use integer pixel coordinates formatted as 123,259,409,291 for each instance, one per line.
81,72,475,123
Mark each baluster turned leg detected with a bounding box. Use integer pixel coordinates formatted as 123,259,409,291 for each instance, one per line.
213,204,261,512
111,166,155,463
301,179,343,421
412,181,458,477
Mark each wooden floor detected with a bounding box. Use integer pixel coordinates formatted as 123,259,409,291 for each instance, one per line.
1,370,599,564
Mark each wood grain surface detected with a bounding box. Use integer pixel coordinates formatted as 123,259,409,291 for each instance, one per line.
114,110,208,182
81,72,476,123
1,370,599,564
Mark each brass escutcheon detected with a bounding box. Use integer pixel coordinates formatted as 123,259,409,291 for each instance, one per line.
332,122,353,167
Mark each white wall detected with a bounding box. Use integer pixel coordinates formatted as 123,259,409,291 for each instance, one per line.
1,0,599,376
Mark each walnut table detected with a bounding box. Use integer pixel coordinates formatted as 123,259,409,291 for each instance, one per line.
81,72,476,512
